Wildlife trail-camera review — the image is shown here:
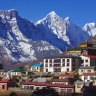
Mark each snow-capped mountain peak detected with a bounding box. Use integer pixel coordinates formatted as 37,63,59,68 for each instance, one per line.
48,11,56,17
36,11,90,51
64,17,71,24
36,11,59,25
83,22,96,36
0,9,18,19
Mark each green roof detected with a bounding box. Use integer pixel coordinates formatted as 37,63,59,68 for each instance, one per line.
12,69,25,72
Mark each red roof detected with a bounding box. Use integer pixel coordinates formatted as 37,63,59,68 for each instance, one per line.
84,55,96,58
23,82,74,88
23,82,37,85
0,79,15,83
83,73,96,76
52,79,69,82
35,83,49,86
60,74,75,77
47,83,74,88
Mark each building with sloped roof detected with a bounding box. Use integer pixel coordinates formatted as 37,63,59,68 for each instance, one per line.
22,82,75,94
78,66,96,75
81,73,96,85
10,68,25,77
30,64,43,72
67,41,96,57
75,80,91,93
0,79,16,90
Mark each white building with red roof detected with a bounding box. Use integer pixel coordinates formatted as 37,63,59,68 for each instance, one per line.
79,66,96,75
80,55,96,67
52,79,69,85
22,82,75,94
80,55,90,66
81,73,96,83
0,79,16,90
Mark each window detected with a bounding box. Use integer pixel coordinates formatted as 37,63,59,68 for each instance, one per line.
81,60,84,63
2,85,4,89
46,69,48,72
67,89,72,93
67,59,69,62
62,63,65,67
50,64,52,67
67,68,69,72
67,63,69,66
63,59,65,62
90,77,95,80
50,59,52,63
24,86,29,89
81,70,83,73
30,86,34,90
85,60,88,63
36,87,39,90
45,64,48,67
88,70,91,73
77,84,81,88
45,60,48,63
61,89,66,93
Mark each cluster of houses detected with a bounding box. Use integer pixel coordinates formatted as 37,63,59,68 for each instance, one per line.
0,41,96,95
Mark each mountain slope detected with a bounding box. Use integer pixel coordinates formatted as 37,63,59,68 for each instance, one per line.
0,10,61,62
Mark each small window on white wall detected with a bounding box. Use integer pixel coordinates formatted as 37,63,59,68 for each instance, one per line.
67,68,69,72
67,59,69,62
67,63,69,66
81,70,83,73
85,59,88,63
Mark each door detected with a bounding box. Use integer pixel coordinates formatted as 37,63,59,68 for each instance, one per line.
46,69,48,72
2,85,4,89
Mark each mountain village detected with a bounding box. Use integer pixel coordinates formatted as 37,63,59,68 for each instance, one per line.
0,9,96,96
0,40,96,96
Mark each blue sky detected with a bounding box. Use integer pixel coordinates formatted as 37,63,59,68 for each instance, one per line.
0,0,96,27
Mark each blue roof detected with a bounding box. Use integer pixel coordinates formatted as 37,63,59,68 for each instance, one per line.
5,70,14,72
31,64,43,67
